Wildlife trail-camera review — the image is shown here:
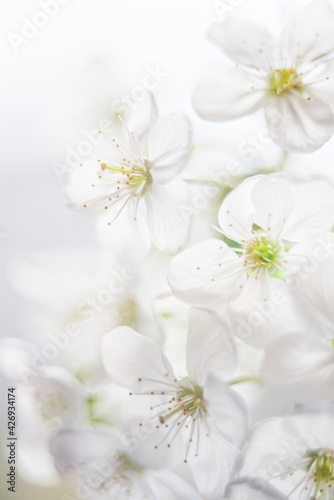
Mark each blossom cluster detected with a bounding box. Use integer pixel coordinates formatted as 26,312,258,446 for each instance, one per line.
4,1,334,499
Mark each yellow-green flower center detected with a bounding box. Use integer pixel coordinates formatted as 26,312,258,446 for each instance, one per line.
244,234,284,277
268,68,302,96
118,300,137,328
159,382,206,424
303,449,334,498
101,160,150,190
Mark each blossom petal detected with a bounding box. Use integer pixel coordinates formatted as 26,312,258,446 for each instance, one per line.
281,0,334,64
278,175,334,241
189,419,237,500
218,175,263,242
292,233,334,332
302,59,334,108
228,276,309,348
147,470,203,500
239,413,334,496
186,308,237,385
208,18,275,70
51,429,121,476
250,174,294,241
145,180,191,255
252,173,334,242
168,238,246,307
122,400,184,470
96,203,151,263
193,67,266,121
101,326,175,393
148,114,192,182
203,372,248,447
64,166,117,209
263,332,334,403
264,92,334,152
126,91,158,138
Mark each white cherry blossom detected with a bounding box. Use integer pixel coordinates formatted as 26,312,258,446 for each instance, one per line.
65,93,192,255
168,173,334,347
101,307,247,499
237,411,334,500
8,247,165,385
0,337,86,485
193,1,334,152
51,428,203,500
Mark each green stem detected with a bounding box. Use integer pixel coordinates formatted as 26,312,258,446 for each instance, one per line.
278,150,288,171
228,375,262,386
182,177,234,189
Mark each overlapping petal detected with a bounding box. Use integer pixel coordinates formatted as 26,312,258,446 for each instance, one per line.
193,67,266,121
101,326,175,392
168,238,246,307
264,91,334,152
186,307,237,385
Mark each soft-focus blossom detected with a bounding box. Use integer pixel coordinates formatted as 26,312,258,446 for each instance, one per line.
0,337,86,485
65,93,192,254
9,247,165,385
237,411,334,500
51,428,203,500
168,173,334,347
193,1,334,152
101,307,247,499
